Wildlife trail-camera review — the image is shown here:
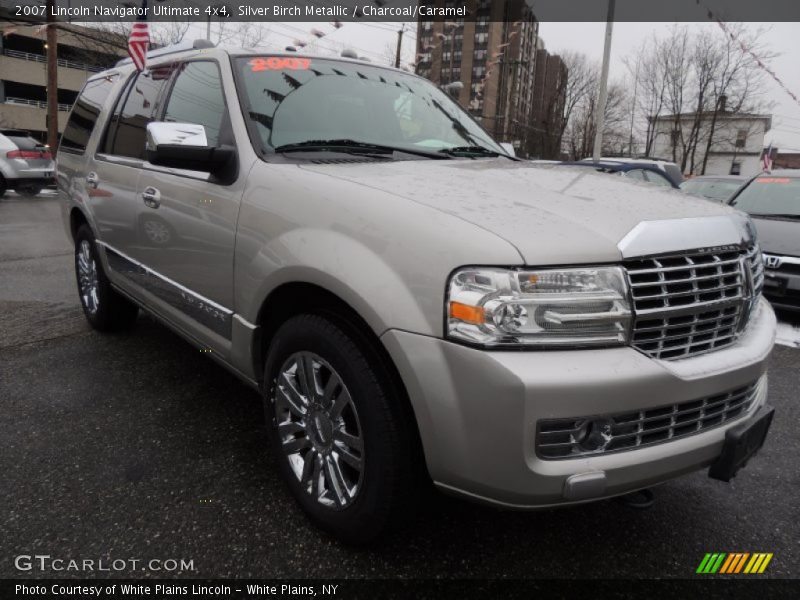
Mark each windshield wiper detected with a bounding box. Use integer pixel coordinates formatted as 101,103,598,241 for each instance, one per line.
748,212,800,220
274,139,448,159
438,145,507,158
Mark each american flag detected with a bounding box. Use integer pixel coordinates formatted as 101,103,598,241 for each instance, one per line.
127,0,149,72
762,143,773,172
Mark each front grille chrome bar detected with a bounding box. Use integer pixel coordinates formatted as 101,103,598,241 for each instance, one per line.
536,380,760,459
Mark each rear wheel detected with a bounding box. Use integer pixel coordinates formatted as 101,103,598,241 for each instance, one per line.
74,224,139,331
263,314,419,544
0,176,6,197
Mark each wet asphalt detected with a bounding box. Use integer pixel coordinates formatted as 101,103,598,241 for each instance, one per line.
0,194,798,580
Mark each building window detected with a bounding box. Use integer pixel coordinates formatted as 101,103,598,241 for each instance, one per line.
730,161,742,175
735,129,747,148
670,129,680,147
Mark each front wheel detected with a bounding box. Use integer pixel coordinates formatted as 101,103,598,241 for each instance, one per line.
74,224,139,331
263,314,420,544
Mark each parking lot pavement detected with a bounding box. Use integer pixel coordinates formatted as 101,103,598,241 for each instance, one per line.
1,194,798,579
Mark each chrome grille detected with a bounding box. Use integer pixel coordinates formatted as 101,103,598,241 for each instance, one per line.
625,247,759,360
746,244,765,298
537,380,760,459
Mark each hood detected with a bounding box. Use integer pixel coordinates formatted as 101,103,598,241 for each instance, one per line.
751,217,800,257
299,159,740,264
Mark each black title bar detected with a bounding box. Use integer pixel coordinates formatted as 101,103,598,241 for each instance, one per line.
2,0,800,23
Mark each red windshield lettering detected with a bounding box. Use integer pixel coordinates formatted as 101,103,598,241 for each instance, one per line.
249,57,311,72
755,177,791,184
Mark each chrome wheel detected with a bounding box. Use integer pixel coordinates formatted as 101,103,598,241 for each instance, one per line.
77,240,99,314
272,351,364,510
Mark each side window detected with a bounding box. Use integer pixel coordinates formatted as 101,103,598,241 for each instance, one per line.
105,66,174,159
60,75,118,155
625,169,648,181
163,62,227,147
100,74,135,154
643,170,673,187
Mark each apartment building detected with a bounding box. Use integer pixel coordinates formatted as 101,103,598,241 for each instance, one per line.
529,43,567,159
0,22,125,141
415,0,555,157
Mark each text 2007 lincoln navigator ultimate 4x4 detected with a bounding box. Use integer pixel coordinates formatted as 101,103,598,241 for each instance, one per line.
58,42,776,543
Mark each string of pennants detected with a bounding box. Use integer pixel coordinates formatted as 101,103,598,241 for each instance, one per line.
409,18,524,109
697,0,800,108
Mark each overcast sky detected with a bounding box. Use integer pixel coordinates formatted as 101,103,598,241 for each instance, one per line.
203,20,800,152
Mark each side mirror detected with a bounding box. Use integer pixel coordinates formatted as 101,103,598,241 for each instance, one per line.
499,142,516,157
145,122,234,176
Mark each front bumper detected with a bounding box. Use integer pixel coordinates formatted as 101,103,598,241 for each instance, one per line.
381,298,776,508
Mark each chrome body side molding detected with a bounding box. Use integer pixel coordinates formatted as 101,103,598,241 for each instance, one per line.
96,240,233,339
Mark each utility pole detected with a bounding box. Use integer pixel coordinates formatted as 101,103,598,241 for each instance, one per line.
46,0,58,154
592,0,615,162
394,25,404,68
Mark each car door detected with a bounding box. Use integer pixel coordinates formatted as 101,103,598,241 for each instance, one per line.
131,60,243,344
87,67,173,258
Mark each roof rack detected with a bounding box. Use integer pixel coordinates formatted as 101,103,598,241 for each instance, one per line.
115,39,215,67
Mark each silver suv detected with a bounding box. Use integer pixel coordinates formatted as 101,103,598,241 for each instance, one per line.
0,130,55,197
58,42,776,544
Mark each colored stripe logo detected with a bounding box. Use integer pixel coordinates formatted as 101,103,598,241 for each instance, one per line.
696,553,773,574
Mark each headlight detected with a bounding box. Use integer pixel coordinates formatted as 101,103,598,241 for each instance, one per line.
447,267,632,347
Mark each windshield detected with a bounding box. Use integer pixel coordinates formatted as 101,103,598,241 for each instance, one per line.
234,56,504,157
730,176,800,217
681,179,743,201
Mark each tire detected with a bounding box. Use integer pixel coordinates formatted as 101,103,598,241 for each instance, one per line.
74,224,139,331
18,186,43,197
0,176,6,198
263,313,419,544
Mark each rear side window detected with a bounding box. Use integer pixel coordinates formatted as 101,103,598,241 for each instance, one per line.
60,75,118,155
163,62,227,147
103,66,175,159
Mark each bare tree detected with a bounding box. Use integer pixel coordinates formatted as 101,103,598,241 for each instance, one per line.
549,51,595,158
211,21,269,49
628,24,775,174
565,80,629,159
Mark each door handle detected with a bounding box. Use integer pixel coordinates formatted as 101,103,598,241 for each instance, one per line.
85,172,99,188
141,186,161,209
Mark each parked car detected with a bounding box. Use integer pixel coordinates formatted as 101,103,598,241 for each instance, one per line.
681,175,748,202
577,157,684,187
728,170,800,311
58,42,776,544
561,160,680,188
0,129,55,197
